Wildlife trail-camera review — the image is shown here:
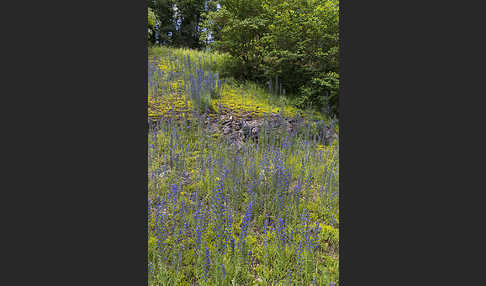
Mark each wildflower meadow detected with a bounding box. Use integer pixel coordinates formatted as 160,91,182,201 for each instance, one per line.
148,47,339,285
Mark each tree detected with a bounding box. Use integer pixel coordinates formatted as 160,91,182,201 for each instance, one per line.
148,0,175,45
148,7,158,43
148,0,218,48
202,0,340,116
201,0,268,79
261,0,339,114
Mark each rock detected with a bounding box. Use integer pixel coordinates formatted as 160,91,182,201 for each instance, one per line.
241,120,251,136
251,126,259,135
222,115,232,125
223,125,231,135
223,121,232,128
206,107,338,150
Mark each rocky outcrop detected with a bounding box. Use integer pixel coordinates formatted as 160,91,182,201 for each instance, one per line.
149,110,338,148
213,112,337,147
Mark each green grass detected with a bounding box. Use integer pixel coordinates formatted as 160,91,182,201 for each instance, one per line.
148,46,330,123
149,45,231,75
148,46,339,286
148,118,339,286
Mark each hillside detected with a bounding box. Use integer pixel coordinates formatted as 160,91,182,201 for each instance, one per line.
148,46,338,147
148,46,339,286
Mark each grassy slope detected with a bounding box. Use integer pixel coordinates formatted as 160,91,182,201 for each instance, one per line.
148,46,329,123
148,46,339,286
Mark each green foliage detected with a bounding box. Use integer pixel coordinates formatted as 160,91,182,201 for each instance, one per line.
299,71,339,117
148,0,176,44
148,0,219,48
147,45,339,283
202,0,340,116
171,0,205,48
201,0,268,79
148,0,340,117
149,46,326,120
148,116,339,285
148,7,157,28
148,7,158,42
148,0,342,272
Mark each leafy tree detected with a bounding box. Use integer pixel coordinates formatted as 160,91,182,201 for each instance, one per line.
201,0,268,79
170,0,205,48
202,0,340,116
148,7,158,43
148,0,175,45
261,0,339,114
148,0,218,48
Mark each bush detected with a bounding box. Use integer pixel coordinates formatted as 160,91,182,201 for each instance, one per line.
148,7,157,43
299,72,339,117
202,0,340,117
